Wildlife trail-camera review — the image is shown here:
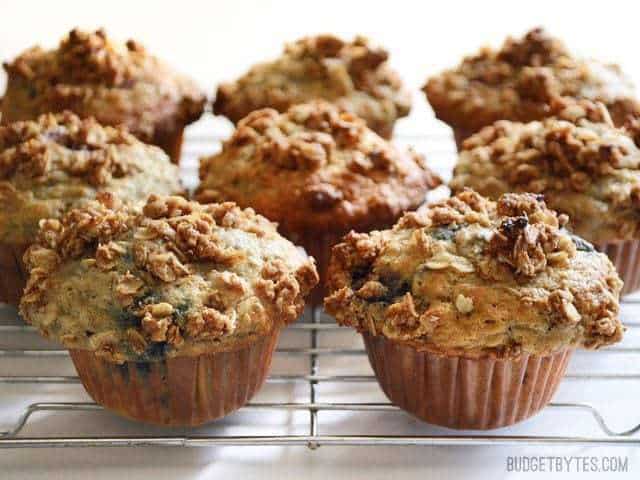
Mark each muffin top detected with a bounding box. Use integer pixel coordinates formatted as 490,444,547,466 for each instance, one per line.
20,194,318,363
213,35,411,138
450,99,640,243
196,101,441,235
0,111,183,246
325,190,623,358
424,28,639,133
1,29,205,140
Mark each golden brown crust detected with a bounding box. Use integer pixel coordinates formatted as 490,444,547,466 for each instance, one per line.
325,190,623,357
1,29,205,147
450,99,640,243
213,35,411,138
20,194,318,363
0,112,183,247
196,101,441,236
424,28,639,136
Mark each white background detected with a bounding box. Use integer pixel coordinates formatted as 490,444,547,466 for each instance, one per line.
1,0,640,478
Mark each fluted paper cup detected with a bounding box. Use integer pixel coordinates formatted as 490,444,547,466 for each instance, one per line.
363,333,572,430
0,242,29,306
70,329,280,426
595,240,640,296
453,126,477,151
289,230,344,307
152,127,185,165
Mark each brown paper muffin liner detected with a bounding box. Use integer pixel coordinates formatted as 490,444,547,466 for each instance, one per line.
151,127,185,165
0,242,29,306
595,239,640,296
292,223,400,307
69,329,280,426
453,126,476,151
363,333,572,430
290,231,345,307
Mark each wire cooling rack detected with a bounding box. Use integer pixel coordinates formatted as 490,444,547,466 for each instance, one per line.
1,125,639,449
1,305,640,449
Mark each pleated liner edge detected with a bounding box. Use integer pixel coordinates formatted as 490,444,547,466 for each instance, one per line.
70,328,280,426
363,333,573,430
596,239,640,296
0,242,29,307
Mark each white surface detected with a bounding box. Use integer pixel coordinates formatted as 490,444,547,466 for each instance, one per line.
1,0,640,477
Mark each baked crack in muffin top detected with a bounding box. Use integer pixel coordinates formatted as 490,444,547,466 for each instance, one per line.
0,112,183,246
325,190,623,357
1,28,205,142
450,99,640,243
213,35,411,138
20,195,318,363
197,101,441,235
424,28,639,134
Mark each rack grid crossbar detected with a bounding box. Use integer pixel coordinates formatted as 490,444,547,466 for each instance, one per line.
2,310,639,449
1,132,639,449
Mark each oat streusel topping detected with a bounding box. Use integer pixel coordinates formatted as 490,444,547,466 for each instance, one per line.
424,28,639,135
213,35,411,138
2,28,205,142
325,190,623,357
0,112,183,246
20,195,318,363
197,101,441,235
450,99,640,243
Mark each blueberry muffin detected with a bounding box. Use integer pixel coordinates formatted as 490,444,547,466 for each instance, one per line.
2,28,205,163
20,195,318,425
196,101,441,302
0,112,183,306
325,190,623,429
424,28,640,148
214,35,411,138
450,99,640,294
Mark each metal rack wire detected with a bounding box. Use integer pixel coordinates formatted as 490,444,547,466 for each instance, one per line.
1,304,639,449
1,129,639,449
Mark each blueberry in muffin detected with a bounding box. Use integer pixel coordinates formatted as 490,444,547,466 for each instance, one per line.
325,190,623,429
0,112,184,305
197,101,441,302
20,194,318,425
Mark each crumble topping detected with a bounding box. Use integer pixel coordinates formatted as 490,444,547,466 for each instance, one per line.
213,35,411,138
450,99,640,242
325,191,623,356
6,28,146,88
0,112,183,246
424,28,639,135
1,112,136,185
20,195,318,362
2,28,205,141
197,101,441,234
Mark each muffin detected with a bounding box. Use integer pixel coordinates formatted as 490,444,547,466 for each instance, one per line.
325,190,623,429
196,101,441,302
1,28,205,163
424,28,640,148
19,195,318,426
450,99,640,295
0,112,184,306
213,34,411,138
